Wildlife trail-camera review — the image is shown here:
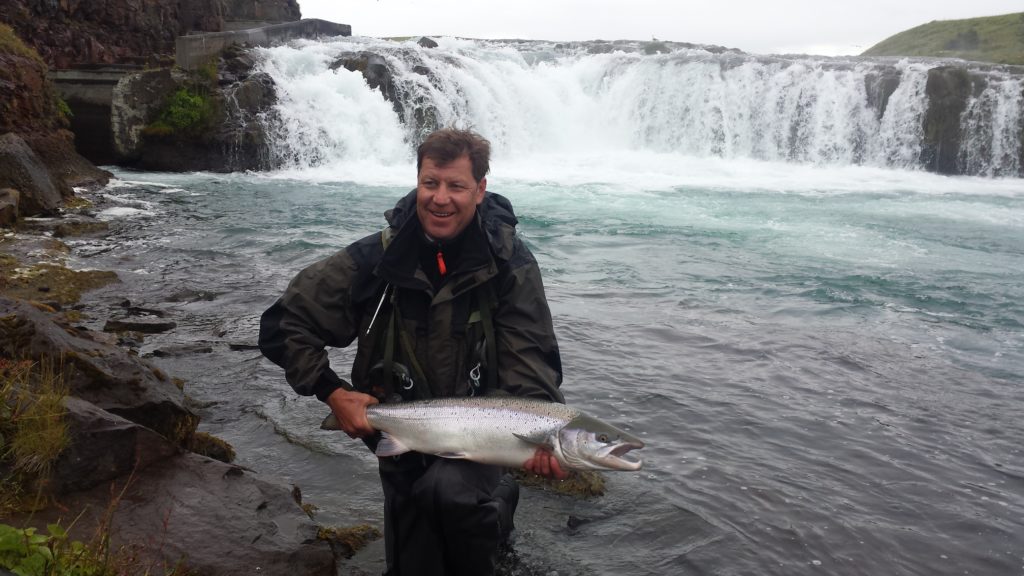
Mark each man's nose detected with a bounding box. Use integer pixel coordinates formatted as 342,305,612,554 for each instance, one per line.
433,185,452,203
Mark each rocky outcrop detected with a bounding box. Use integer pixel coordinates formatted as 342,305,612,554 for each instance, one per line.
110,48,278,172
46,452,336,576
864,67,903,120
0,25,110,219
330,51,404,117
54,396,182,494
0,298,198,443
921,66,975,175
222,0,301,24
0,0,302,70
0,134,65,216
0,295,338,574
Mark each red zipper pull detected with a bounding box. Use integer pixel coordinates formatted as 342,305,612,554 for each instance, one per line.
436,250,447,276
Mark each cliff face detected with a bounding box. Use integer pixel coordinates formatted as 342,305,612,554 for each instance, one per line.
0,0,300,69
0,25,109,215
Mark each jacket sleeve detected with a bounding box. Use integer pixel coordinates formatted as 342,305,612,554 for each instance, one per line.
493,255,565,403
258,250,362,402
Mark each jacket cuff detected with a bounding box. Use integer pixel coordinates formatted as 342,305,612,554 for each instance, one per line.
313,371,352,403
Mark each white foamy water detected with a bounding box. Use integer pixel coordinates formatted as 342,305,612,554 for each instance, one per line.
254,36,1024,179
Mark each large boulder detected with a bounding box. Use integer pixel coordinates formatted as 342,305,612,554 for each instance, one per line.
53,396,182,494
108,454,335,575
0,297,198,444
0,133,64,216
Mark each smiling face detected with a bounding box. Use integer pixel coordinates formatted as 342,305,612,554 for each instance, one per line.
416,154,487,241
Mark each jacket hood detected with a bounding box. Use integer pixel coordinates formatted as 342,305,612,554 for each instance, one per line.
385,189,520,261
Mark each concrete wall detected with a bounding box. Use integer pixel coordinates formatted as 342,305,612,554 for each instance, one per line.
176,18,351,70
52,66,141,165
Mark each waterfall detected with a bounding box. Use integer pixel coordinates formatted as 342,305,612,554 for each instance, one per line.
254,37,1024,177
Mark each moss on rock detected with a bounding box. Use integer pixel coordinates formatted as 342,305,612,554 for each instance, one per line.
511,468,607,498
187,431,236,463
316,524,382,558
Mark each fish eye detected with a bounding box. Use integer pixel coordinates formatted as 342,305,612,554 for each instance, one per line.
598,434,609,443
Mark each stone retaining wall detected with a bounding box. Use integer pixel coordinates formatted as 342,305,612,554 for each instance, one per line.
176,18,351,70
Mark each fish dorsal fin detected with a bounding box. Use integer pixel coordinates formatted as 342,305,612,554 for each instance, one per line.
374,432,412,458
513,432,554,451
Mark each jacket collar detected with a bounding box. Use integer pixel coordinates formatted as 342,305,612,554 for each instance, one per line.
376,189,520,297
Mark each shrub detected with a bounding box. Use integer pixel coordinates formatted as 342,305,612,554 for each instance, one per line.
144,88,217,139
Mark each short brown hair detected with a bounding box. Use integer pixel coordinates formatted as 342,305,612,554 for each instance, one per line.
416,128,491,182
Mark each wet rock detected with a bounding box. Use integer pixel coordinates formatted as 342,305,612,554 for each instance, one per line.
864,66,902,120
103,318,178,334
0,297,197,444
329,51,403,118
0,188,18,227
53,396,182,494
150,344,215,357
110,68,181,163
921,66,974,174
51,219,110,238
0,133,63,216
228,342,261,351
417,37,439,49
17,452,337,576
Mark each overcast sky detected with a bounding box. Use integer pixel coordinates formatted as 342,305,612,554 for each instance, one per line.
296,1,1022,56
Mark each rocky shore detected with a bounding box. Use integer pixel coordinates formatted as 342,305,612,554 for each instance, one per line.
0,3,371,573
0,199,367,573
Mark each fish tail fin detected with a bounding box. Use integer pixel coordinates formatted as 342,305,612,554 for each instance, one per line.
374,432,412,458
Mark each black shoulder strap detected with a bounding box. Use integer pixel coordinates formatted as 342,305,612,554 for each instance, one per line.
477,280,498,392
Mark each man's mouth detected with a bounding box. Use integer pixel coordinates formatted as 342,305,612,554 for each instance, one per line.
431,211,453,218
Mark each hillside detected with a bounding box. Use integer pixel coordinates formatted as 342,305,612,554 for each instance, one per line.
862,12,1024,65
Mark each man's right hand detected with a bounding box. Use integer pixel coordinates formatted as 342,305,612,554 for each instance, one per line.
325,388,379,439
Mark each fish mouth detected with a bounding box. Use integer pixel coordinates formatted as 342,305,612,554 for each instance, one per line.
597,440,644,471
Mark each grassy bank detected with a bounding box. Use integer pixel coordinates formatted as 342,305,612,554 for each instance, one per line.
863,12,1024,65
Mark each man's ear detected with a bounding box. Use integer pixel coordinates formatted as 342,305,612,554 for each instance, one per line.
475,177,487,204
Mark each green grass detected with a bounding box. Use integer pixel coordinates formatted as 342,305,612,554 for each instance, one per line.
0,23,45,65
1,358,69,515
862,12,1024,65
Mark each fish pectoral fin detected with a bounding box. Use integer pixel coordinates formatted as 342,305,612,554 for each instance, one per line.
513,432,554,451
374,432,412,458
436,451,469,459
320,413,340,431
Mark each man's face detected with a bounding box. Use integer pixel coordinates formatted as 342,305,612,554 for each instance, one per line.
416,154,486,241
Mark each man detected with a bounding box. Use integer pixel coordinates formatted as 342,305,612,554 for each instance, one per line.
259,128,567,575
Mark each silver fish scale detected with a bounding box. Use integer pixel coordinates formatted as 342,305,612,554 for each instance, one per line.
364,397,580,467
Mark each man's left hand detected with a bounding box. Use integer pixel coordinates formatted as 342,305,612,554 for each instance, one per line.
523,447,569,480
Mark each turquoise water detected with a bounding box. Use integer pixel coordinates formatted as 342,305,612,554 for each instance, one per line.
74,160,1023,575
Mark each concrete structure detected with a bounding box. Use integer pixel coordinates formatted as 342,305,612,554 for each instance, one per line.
51,65,142,165
51,18,350,165
176,18,351,70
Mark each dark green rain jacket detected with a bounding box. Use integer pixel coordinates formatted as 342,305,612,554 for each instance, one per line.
259,190,564,404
